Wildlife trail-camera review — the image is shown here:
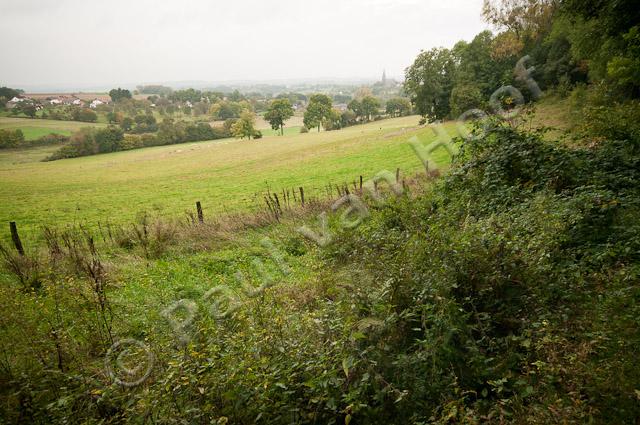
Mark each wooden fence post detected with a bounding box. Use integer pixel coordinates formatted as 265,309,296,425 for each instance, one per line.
396,167,400,182
299,187,305,206
196,201,204,223
9,221,25,256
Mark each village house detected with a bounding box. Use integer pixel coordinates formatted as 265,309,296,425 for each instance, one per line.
89,99,105,109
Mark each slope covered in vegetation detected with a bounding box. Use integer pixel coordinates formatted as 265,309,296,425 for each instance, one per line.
1,102,638,423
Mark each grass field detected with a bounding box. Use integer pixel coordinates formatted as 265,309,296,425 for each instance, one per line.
0,116,105,140
0,115,457,243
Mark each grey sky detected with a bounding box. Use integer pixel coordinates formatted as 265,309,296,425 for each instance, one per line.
0,0,488,90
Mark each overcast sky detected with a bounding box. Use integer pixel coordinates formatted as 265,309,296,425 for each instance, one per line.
0,0,488,90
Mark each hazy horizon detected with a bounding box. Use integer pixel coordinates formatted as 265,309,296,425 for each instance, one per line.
1,0,488,91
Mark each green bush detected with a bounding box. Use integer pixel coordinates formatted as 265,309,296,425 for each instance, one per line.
46,126,124,160
449,83,484,117
72,108,98,123
0,129,24,148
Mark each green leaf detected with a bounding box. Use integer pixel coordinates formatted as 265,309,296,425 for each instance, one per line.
342,358,350,378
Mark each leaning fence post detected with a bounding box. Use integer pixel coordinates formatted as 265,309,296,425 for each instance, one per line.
396,167,400,182
9,221,25,256
196,201,204,223
299,187,305,206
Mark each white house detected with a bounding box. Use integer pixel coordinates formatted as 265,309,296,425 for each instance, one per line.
72,99,83,106
49,98,62,105
89,99,104,109
10,96,24,103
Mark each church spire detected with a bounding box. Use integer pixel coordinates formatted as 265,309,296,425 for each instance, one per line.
382,69,387,85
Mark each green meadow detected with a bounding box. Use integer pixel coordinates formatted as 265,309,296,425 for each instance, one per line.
0,115,454,243
0,116,106,140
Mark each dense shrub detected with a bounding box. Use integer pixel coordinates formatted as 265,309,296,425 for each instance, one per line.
449,83,484,117
131,114,158,133
46,126,124,160
314,117,640,423
72,108,98,122
0,129,24,148
578,100,640,142
156,119,229,145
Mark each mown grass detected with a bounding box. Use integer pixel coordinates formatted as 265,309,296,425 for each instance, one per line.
0,116,455,244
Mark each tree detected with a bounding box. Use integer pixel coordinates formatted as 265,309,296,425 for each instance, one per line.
354,86,373,100
120,117,134,131
95,126,125,153
133,114,158,133
304,94,332,132
109,88,132,102
360,96,381,121
449,83,485,117
168,88,202,103
0,86,22,108
482,0,556,42
404,47,456,120
347,99,363,121
19,103,37,118
385,97,412,117
212,101,243,120
340,110,357,127
0,129,24,148
107,111,124,124
453,31,508,98
264,99,294,135
333,94,352,103
72,108,98,122
323,109,342,131
557,0,640,96
232,110,257,140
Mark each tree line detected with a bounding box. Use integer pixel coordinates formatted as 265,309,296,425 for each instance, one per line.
403,0,640,122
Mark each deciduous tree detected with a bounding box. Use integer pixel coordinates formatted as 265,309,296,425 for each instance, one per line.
109,88,132,102
303,94,332,132
232,110,257,140
264,99,294,135
404,47,456,121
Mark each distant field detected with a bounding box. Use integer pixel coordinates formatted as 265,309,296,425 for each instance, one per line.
0,117,105,140
0,115,457,242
